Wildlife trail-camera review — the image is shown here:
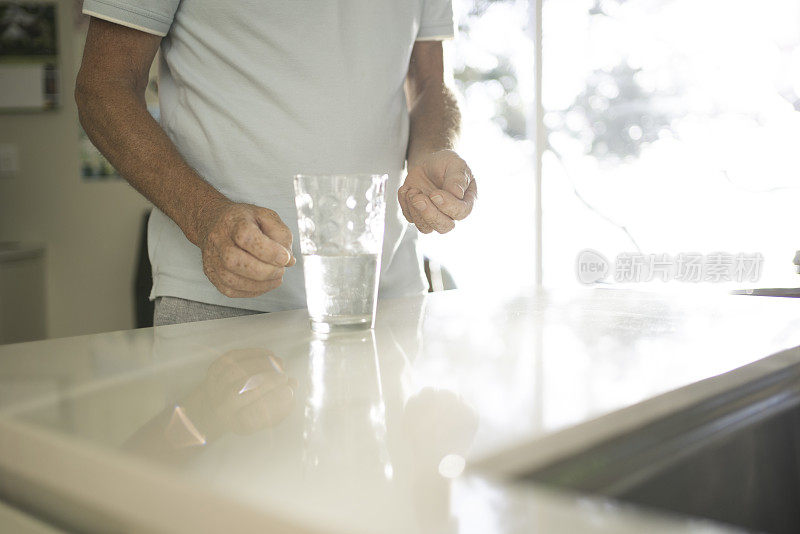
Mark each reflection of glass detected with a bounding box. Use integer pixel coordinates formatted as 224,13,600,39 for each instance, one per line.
302,330,393,484
294,174,388,332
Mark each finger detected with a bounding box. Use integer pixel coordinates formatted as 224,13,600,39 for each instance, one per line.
464,177,477,207
399,171,436,221
253,210,295,265
231,221,292,267
216,287,263,299
409,192,455,234
398,181,410,200
397,187,413,224
428,189,472,221
405,188,434,233
220,246,285,282
443,159,471,200
404,167,438,195
217,271,283,297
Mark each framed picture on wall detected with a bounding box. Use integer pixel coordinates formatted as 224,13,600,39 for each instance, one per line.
0,1,59,111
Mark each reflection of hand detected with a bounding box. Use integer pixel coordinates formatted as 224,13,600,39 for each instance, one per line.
402,387,479,474
196,348,297,436
398,150,477,234
401,388,478,533
124,348,296,462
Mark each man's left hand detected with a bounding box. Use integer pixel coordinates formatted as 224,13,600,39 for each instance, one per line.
398,150,477,234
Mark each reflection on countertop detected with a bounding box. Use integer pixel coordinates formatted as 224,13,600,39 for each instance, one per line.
124,347,297,463
1,289,799,533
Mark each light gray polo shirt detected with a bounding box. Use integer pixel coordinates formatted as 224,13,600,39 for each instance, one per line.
81,0,455,312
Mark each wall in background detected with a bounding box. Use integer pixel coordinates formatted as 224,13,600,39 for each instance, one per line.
0,0,151,339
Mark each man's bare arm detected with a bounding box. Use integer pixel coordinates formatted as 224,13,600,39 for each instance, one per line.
400,41,476,234
76,18,224,246
405,41,461,165
75,18,294,298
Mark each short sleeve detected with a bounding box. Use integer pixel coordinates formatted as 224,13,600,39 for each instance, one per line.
417,0,455,41
81,0,180,37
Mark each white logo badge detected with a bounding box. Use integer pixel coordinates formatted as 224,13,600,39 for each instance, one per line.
576,249,609,284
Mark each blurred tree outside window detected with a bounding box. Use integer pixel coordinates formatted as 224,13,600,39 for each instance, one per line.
424,0,800,290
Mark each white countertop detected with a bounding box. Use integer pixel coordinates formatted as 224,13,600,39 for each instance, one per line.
1,288,800,533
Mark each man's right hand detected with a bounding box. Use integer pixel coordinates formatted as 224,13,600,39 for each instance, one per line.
76,19,294,300
197,202,296,298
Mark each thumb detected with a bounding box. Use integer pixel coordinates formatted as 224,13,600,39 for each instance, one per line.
254,208,296,265
442,157,471,200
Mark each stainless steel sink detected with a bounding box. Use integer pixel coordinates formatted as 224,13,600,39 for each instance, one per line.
518,359,800,534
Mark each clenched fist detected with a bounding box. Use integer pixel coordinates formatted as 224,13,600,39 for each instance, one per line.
398,149,477,234
198,202,296,298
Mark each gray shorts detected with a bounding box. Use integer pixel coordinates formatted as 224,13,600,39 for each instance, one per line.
153,296,263,327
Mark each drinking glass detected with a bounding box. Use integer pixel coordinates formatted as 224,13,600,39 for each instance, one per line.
293,174,388,332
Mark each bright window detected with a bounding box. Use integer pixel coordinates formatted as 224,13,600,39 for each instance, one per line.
421,0,800,291
543,0,800,289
